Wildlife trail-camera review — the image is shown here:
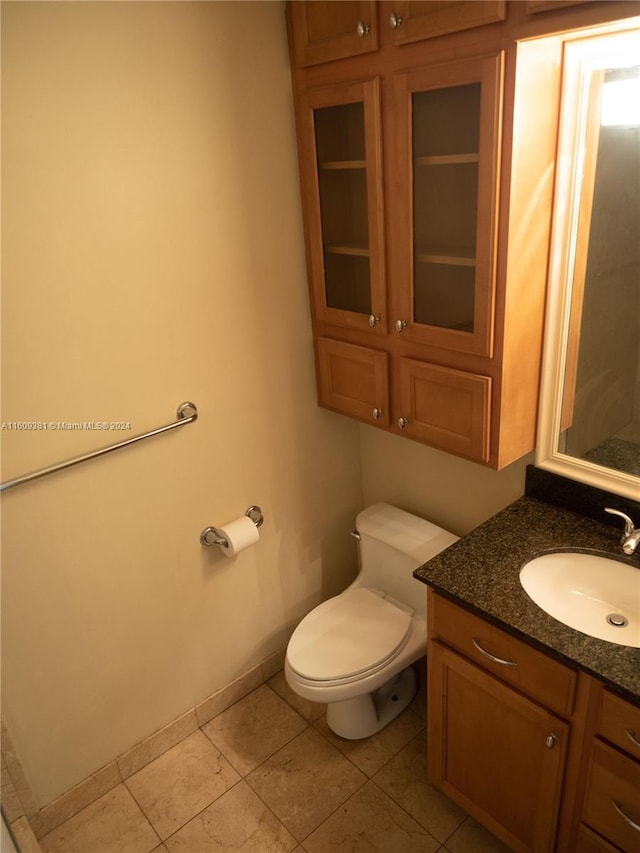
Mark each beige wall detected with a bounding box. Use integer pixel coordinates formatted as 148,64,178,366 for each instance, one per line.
360,428,531,537
1,0,532,813
1,0,363,807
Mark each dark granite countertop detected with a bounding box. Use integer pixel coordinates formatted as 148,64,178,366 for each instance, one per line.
414,496,640,703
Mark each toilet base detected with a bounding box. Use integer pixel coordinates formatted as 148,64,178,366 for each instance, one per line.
325,666,417,740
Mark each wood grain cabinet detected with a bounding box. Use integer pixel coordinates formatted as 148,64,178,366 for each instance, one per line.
427,592,574,851
287,2,581,467
288,1,379,67
386,1,506,45
426,591,640,852
577,689,640,851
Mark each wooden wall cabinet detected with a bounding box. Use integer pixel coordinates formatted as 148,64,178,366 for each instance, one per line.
287,2,637,468
387,1,506,45
289,1,508,66
426,590,640,852
289,1,379,67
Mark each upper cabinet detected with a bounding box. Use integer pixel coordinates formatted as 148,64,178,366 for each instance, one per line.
393,53,503,356
387,1,506,45
297,78,387,334
289,1,379,66
286,0,640,468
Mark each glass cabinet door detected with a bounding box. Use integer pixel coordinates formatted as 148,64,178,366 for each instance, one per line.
393,53,503,355
298,79,386,333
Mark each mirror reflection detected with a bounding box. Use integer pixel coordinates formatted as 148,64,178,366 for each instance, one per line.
557,48,640,479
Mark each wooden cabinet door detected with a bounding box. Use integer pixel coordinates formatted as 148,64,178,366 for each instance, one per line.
288,1,378,67
297,79,387,335
387,1,506,45
392,52,503,356
398,358,491,461
525,1,594,12
582,739,640,852
428,641,569,852
316,337,390,426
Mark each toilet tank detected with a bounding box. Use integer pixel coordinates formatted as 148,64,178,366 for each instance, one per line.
354,503,458,615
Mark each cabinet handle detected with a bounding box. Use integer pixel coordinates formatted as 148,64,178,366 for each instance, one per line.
471,637,517,667
626,729,640,750
397,417,409,429
395,319,407,333
389,11,403,28
545,733,560,749
356,20,370,37
368,314,380,328
372,408,383,420
612,800,640,832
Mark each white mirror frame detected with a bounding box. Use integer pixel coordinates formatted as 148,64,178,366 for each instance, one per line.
535,24,640,503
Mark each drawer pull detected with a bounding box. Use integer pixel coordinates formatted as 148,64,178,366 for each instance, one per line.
626,729,640,750
545,733,560,749
472,637,517,667
612,800,640,832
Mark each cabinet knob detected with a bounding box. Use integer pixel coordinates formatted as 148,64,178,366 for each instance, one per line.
545,734,560,749
356,20,370,38
368,314,381,328
372,408,383,420
395,319,407,333
397,417,409,429
389,11,404,29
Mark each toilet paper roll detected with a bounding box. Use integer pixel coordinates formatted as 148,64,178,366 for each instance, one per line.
216,515,260,557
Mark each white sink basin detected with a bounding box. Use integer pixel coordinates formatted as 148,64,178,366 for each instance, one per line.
520,552,640,647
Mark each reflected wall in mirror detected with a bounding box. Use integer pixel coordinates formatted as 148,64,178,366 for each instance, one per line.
536,23,640,502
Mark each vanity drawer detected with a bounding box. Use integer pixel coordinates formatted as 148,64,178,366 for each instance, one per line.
575,823,622,852
428,592,577,717
582,738,640,852
597,689,640,760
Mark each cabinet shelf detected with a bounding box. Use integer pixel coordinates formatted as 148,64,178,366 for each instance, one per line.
415,153,480,166
319,160,367,170
325,243,370,257
416,246,476,267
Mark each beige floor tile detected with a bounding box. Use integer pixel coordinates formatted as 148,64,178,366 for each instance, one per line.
125,730,239,840
373,733,466,843
267,671,325,722
445,817,512,853
164,781,297,852
39,784,159,853
313,706,424,777
202,684,308,775
303,780,440,853
246,727,366,842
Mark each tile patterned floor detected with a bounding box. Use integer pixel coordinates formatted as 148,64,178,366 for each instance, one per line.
39,669,511,853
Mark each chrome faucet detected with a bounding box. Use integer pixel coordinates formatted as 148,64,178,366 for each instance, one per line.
605,508,640,555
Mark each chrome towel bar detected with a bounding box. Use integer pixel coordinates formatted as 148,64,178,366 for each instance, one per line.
0,402,198,492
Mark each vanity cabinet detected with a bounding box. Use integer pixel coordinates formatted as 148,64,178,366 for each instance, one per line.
576,688,640,851
426,590,640,852
427,591,575,851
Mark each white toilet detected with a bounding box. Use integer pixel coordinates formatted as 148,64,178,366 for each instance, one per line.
285,503,458,739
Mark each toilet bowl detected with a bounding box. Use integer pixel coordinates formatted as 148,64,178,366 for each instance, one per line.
285,503,458,739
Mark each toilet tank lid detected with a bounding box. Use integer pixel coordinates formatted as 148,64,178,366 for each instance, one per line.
356,503,458,564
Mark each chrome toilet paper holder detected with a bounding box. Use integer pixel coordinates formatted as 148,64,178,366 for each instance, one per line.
200,505,264,547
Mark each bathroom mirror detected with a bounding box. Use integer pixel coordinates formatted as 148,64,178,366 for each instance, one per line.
536,24,640,503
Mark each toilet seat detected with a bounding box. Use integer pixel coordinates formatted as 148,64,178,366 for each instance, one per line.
287,587,413,683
